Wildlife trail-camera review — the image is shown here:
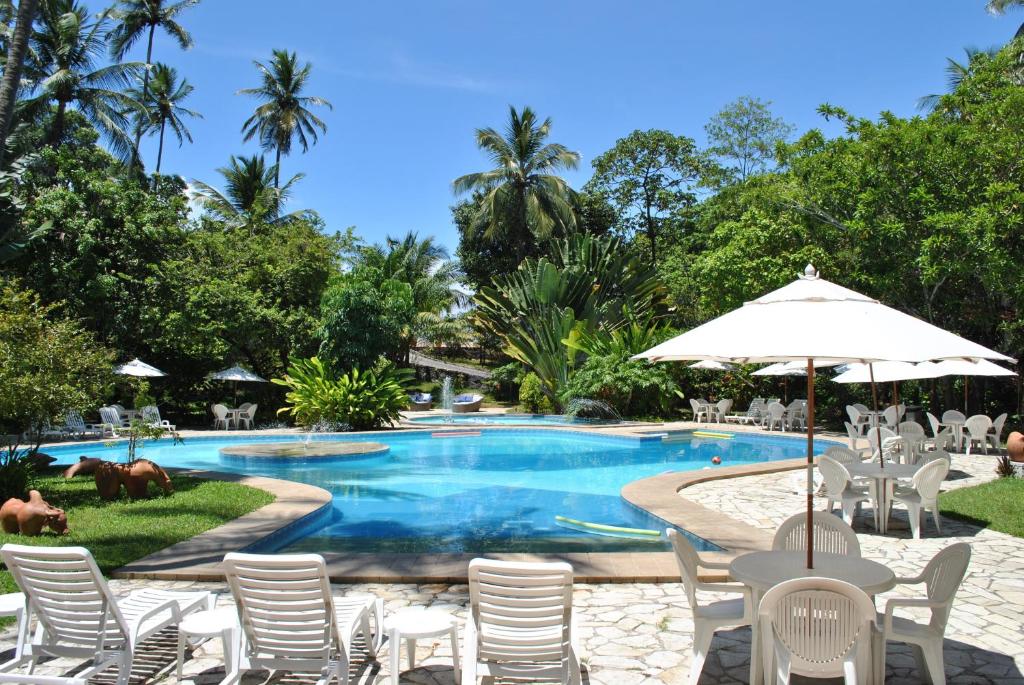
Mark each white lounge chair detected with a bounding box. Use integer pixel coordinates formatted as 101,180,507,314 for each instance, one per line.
141,405,176,432
725,398,764,425
452,394,483,413
97,407,123,437
758,577,878,685
0,544,212,685
880,543,971,685
221,552,382,685
963,414,992,455
773,509,862,556
892,458,949,539
64,411,103,439
462,558,581,685
667,529,751,685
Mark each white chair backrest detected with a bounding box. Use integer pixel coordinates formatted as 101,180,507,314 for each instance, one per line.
918,543,971,631
846,405,863,425
918,449,952,468
238,402,253,412
716,399,732,415
772,509,861,557
222,552,336,663
852,403,869,413
667,528,702,610
767,402,785,419
141,405,160,423
912,458,949,501
926,412,941,437
882,405,900,427
111,403,126,417
759,577,877,680
467,558,574,668
898,421,925,440
244,403,258,419
942,410,966,424
98,406,118,426
65,410,86,430
748,399,765,416
867,426,898,452
766,398,781,405
844,422,861,448
823,445,862,466
1,544,128,649
964,414,992,439
212,404,228,419
689,399,701,415
992,412,1008,439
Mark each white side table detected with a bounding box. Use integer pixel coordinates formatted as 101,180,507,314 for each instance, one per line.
385,607,460,685
0,593,26,668
175,606,239,681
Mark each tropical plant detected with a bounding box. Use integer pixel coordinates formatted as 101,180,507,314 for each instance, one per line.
704,96,794,182
0,155,50,262
0,446,36,501
483,362,523,403
191,154,307,228
518,372,553,413
917,47,1002,112
563,353,682,418
25,0,144,158
0,0,39,166
987,0,1024,39
238,49,331,187
318,274,414,371
452,106,580,256
473,234,665,408
107,0,198,164
996,455,1016,478
129,63,200,173
272,356,412,430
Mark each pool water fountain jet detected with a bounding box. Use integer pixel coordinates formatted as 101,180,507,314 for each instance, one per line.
440,376,454,423
564,398,622,423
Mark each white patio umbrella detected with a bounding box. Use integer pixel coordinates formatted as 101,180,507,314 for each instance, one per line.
752,360,842,376
932,359,1016,412
208,365,267,405
634,264,1013,568
114,358,166,377
689,360,735,371
831,361,941,384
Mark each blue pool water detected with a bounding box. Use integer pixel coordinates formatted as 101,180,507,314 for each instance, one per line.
43,429,828,554
407,413,619,426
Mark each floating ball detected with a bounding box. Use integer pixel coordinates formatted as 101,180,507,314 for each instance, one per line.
711,456,722,465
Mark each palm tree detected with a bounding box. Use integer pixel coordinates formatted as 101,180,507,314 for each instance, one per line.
191,153,307,229
129,63,199,173
0,0,39,166
25,0,144,159
452,106,581,250
917,46,1001,112
107,0,198,163
987,0,1024,39
237,49,331,187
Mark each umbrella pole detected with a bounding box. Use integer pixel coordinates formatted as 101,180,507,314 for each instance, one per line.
806,358,815,570
869,363,883,470
964,377,969,414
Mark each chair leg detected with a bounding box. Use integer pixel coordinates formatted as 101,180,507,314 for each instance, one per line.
689,620,714,685
930,505,943,535
920,641,946,685
115,651,132,685
907,502,922,539
841,500,856,525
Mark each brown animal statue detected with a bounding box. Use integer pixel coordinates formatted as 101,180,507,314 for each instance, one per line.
63,457,105,478
0,490,69,536
95,459,174,500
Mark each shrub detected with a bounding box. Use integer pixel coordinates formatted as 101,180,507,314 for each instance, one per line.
996,455,1016,478
273,357,413,430
519,372,554,414
564,354,683,418
0,448,36,501
484,362,524,403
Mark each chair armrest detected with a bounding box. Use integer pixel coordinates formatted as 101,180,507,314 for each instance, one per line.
894,573,926,585
883,597,944,633
696,581,751,597
128,598,182,645
696,558,733,571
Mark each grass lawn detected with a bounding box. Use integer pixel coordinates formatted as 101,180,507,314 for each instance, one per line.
939,476,1024,538
0,468,274,598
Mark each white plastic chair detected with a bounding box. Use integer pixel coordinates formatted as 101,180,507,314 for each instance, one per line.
714,399,733,423
236,404,258,430
462,558,581,685
963,414,992,455
690,399,709,423
763,402,786,431
667,529,751,685
758,577,878,685
897,421,927,462
772,509,862,556
881,543,971,685
867,426,898,457
0,544,212,685
923,428,955,453
141,405,176,432
892,459,949,539
917,449,952,469
882,405,901,428
221,552,382,685
988,412,1008,451
926,412,941,438
823,445,863,467
212,404,232,430
728,399,764,425
784,401,806,431
941,410,966,424
844,422,863,451
64,410,103,439
845,406,869,436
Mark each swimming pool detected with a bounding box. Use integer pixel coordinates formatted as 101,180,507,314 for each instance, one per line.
406,413,620,426
44,429,826,554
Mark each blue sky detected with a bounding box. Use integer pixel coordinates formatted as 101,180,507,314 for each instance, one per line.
99,1,1020,254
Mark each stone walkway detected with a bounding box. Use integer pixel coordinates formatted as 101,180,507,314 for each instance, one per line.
2,454,1021,684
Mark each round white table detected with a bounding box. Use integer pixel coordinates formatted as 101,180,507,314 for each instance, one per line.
385,607,460,685
175,606,239,681
847,461,920,534
0,593,26,668
730,550,896,685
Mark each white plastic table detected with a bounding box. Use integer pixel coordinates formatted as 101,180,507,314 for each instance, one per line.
0,593,26,668
847,461,920,534
730,550,895,685
175,606,238,681
384,607,460,685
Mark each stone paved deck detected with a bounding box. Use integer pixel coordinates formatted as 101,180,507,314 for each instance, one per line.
5,449,1022,683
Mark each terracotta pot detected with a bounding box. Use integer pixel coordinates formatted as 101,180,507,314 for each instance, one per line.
95,459,174,500
0,490,68,536
63,456,105,478
1007,431,1024,462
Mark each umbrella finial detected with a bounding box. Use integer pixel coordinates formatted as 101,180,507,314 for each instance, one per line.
801,264,819,279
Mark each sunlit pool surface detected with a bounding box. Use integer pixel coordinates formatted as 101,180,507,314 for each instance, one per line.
406,413,620,426
45,429,827,554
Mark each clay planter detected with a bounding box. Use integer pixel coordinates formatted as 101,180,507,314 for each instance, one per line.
95,459,174,500
1007,431,1024,462
0,490,69,536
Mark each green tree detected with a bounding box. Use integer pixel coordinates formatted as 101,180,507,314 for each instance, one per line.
0,0,39,166
587,129,711,266
107,0,198,166
453,105,580,266
916,47,1002,113
25,0,143,158
129,62,200,173
238,49,331,187
318,274,414,372
704,96,794,182
191,154,307,229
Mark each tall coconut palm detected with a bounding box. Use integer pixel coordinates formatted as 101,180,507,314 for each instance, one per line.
0,0,40,166
987,0,1024,38
917,46,1001,112
129,63,199,173
191,153,307,229
107,0,198,164
237,49,331,187
452,106,581,248
24,0,143,159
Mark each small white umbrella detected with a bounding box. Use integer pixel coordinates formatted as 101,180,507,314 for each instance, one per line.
114,358,166,377
635,264,1013,568
753,360,842,376
208,365,267,405
689,360,735,371
832,361,942,384
932,359,1017,412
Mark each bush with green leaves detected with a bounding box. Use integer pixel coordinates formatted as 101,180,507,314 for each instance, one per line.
318,273,414,372
483,362,524,403
519,372,555,414
564,355,682,418
0,448,36,501
273,357,413,430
